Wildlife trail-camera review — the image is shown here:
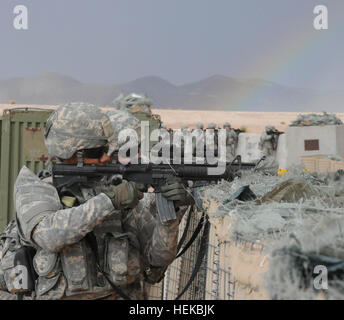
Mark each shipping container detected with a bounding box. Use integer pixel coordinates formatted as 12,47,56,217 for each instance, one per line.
0,108,54,231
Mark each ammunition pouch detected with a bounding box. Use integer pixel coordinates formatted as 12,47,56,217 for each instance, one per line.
103,233,129,287
0,220,38,295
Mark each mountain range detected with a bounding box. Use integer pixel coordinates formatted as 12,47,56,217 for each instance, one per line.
0,72,342,111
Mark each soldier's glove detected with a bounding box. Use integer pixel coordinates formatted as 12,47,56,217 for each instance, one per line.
160,177,195,207
103,181,143,209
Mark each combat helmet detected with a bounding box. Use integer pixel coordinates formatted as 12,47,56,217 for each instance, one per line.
196,123,204,130
223,122,231,129
207,123,216,129
112,93,153,115
44,102,117,159
181,125,189,131
265,125,274,133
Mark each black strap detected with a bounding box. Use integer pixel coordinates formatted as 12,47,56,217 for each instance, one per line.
176,206,193,252
85,233,131,300
175,215,210,300
176,211,205,259
151,208,205,284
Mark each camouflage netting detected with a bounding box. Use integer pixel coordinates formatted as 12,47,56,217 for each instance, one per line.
289,112,343,127
196,166,344,299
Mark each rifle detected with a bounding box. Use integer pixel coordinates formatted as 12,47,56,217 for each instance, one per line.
233,128,244,134
51,156,256,223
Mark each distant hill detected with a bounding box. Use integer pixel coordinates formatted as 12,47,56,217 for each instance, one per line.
0,72,342,111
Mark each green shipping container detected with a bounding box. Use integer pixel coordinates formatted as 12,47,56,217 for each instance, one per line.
0,108,54,231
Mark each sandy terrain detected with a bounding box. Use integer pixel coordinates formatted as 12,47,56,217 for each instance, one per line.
1,104,344,133
154,109,344,133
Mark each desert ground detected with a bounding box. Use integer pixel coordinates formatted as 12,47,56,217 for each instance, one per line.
154,109,344,133
1,104,344,133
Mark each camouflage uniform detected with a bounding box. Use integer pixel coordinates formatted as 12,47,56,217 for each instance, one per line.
258,125,274,157
112,93,153,116
172,127,191,159
0,221,31,300
205,123,218,157
0,103,188,300
12,166,186,300
192,127,205,158
223,123,237,161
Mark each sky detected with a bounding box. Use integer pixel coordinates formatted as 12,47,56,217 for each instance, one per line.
0,0,343,91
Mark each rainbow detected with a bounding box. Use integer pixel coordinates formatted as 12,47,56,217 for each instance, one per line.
225,23,332,110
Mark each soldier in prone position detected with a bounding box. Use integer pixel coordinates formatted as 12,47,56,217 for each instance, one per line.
0,102,193,300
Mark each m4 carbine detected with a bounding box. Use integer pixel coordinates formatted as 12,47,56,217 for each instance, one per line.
51,157,256,223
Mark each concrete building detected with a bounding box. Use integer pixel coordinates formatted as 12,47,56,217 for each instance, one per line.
236,133,287,168
285,125,344,167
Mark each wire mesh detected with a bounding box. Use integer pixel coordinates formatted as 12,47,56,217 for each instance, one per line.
146,206,235,300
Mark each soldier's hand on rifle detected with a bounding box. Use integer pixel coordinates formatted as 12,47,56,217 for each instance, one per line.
161,177,195,207
103,181,144,209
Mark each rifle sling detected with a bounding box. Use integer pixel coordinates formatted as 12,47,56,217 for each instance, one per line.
175,215,210,300
176,206,193,252
155,209,207,285
176,211,205,259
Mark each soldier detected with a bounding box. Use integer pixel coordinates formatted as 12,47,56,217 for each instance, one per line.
207,123,216,130
223,122,237,161
0,102,192,300
178,125,192,158
112,93,153,116
196,123,204,130
258,125,275,157
181,125,189,132
206,123,218,157
192,123,205,158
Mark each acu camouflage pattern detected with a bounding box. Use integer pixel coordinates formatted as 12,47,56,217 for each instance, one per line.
225,129,238,160
7,166,186,300
192,128,205,157
259,131,274,156
44,102,117,159
112,93,153,116
0,221,23,295
105,109,141,150
196,123,204,130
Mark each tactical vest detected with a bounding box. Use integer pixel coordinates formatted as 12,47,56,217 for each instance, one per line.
31,185,142,299
12,167,167,299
